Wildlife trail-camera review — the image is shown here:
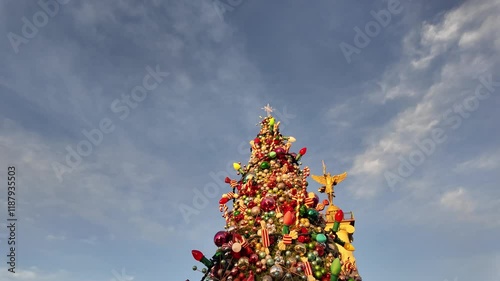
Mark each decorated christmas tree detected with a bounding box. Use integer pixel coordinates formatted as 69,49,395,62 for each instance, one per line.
188,105,362,281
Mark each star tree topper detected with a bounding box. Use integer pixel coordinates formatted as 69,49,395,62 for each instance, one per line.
262,103,274,116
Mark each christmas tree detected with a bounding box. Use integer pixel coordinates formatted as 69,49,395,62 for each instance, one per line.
188,105,362,281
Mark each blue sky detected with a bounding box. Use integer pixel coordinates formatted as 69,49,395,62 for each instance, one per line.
0,0,499,280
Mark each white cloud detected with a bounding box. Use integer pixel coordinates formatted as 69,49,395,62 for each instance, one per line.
348,0,500,198
46,234,66,241
412,0,499,69
439,187,475,214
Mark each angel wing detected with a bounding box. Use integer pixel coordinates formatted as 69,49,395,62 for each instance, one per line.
332,172,348,185
311,174,327,185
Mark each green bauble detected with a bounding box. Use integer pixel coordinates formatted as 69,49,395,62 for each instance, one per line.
260,161,270,169
307,208,319,221
299,205,308,217
268,151,277,159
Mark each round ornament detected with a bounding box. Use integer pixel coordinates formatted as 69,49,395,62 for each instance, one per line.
270,265,284,278
260,197,276,211
260,161,270,169
214,231,230,247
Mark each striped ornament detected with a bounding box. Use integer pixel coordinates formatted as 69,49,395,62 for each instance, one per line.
260,221,270,249
283,234,293,244
229,180,239,188
223,192,238,200
303,261,313,276
304,197,315,207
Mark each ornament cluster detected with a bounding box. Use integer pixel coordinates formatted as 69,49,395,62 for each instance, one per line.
189,113,361,281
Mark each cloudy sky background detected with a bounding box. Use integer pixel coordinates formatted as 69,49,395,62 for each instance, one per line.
0,0,499,280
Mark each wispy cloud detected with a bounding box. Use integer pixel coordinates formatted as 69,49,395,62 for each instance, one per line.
347,0,500,198
454,150,500,172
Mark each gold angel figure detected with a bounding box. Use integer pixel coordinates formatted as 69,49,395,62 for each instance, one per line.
311,161,347,204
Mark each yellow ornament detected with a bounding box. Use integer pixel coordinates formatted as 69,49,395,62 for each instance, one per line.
233,162,241,170
343,243,355,251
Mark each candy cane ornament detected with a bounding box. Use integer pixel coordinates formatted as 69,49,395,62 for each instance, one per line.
260,221,270,255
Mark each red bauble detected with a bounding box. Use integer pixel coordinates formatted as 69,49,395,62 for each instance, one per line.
231,267,239,276
315,244,325,256
299,147,307,155
249,254,259,264
260,197,276,211
213,231,231,247
274,147,286,156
